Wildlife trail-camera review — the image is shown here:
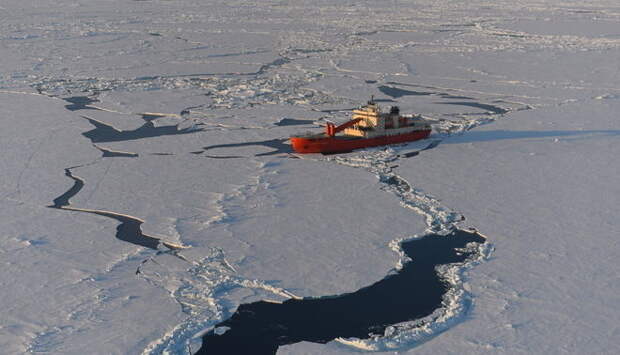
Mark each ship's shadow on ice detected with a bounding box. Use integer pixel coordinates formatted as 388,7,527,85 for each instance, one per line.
274,118,316,127
81,116,203,143
441,101,508,114
197,138,293,157
195,229,486,355
444,129,620,144
378,85,434,98
63,96,100,111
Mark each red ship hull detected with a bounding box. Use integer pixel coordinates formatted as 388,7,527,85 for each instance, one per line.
290,129,431,154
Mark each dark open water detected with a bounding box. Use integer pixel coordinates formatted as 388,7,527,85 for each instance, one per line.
196,229,485,355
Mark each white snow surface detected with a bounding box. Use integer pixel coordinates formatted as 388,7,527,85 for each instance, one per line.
1,0,619,354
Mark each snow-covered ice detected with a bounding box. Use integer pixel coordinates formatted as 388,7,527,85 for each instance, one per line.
1,0,619,354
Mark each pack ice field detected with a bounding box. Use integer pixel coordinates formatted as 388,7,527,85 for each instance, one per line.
1,1,619,354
